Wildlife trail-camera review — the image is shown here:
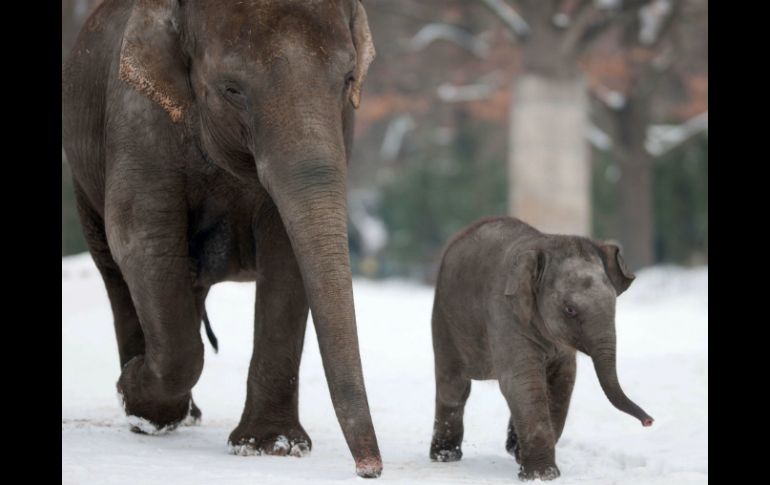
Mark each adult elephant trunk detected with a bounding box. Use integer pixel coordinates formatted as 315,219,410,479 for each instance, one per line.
588,333,654,427
260,155,382,477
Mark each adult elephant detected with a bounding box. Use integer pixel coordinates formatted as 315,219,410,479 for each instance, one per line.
62,0,382,478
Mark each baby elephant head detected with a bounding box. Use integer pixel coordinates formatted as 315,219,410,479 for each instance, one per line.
505,238,653,427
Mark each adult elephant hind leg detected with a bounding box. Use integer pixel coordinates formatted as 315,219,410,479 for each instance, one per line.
228,208,311,457
430,310,471,462
107,197,204,435
73,182,145,369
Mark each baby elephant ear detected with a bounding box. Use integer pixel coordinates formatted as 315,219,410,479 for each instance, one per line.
504,250,541,325
594,241,635,296
349,0,376,109
119,0,191,123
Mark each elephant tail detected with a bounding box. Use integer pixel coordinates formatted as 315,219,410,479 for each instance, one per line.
202,309,219,353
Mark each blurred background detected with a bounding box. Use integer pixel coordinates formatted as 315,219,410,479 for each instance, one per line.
62,0,708,282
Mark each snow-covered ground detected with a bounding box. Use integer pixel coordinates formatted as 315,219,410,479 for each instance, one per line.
62,254,707,484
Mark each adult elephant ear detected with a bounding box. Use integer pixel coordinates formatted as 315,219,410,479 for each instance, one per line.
119,0,191,123
593,241,635,296
504,250,545,326
349,0,376,109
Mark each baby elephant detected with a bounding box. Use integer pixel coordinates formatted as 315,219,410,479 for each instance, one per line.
429,216,653,481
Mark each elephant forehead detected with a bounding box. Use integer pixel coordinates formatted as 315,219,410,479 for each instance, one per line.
555,257,613,297
198,0,351,63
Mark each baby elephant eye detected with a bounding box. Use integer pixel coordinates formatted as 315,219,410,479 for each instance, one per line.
563,305,577,318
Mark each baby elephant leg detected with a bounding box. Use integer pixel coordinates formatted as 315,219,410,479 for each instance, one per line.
547,353,577,443
430,364,471,462
500,368,560,481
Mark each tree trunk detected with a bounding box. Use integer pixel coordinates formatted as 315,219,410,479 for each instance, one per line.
616,146,655,270
509,74,591,236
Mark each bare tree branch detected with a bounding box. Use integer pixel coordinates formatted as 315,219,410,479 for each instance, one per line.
365,0,437,24
410,23,491,58
589,90,626,157
436,71,506,102
646,111,707,156
380,114,416,162
560,3,609,57
553,0,586,28
586,122,613,151
638,0,673,45
479,0,531,39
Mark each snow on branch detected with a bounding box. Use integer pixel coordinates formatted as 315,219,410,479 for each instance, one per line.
594,84,627,110
553,0,582,28
437,83,493,102
410,23,490,58
646,111,708,156
594,0,622,9
638,0,673,45
348,192,388,256
479,0,530,39
380,114,416,162
588,112,709,156
586,123,613,151
436,71,505,103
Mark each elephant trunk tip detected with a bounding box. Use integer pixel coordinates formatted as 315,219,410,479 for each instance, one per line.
356,456,383,479
623,405,653,428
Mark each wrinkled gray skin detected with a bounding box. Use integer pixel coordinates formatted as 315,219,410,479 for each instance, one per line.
430,217,653,481
61,0,382,477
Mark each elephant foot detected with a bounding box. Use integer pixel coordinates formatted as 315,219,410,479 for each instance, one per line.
181,398,202,426
228,423,311,457
356,456,383,478
117,357,192,435
118,392,190,435
518,463,560,481
430,440,463,462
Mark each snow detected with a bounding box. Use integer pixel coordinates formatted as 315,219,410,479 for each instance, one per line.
63,253,707,484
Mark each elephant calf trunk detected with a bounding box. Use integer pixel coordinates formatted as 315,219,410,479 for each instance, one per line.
592,354,654,427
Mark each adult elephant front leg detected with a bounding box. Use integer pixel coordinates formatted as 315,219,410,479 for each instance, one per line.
73,182,145,369
107,191,204,434
229,205,311,457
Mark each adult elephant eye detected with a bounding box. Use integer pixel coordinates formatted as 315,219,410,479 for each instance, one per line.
222,84,247,108
563,305,577,318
